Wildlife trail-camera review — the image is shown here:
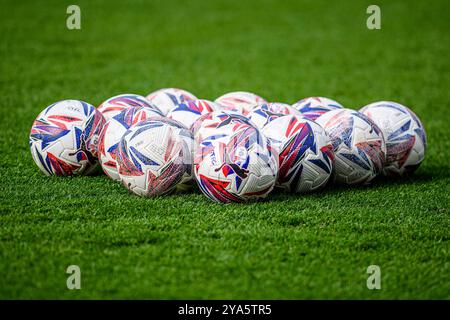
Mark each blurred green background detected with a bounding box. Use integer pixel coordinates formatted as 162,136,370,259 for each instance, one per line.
0,0,449,299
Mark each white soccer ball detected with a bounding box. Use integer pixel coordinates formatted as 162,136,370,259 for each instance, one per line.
97,106,164,181
262,115,334,192
167,99,220,129
194,123,278,203
29,100,105,176
146,88,197,115
247,102,300,129
116,117,191,197
191,110,252,142
215,91,267,115
152,117,196,190
292,97,343,121
97,94,161,121
316,109,386,185
360,101,427,176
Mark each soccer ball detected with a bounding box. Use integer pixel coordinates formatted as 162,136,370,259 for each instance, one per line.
116,117,191,197
191,110,253,143
292,97,343,121
247,102,300,129
146,88,197,115
167,99,220,129
29,100,105,176
316,109,386,185
262,115,334,192
215,91,267,115
98,94,161,121
360,101,427,176
97,106,164,181
194,123,278,203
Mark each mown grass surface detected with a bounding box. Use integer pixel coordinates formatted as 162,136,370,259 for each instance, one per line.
0,0,449,299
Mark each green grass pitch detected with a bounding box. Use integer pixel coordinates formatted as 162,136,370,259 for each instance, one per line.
0,0,449,299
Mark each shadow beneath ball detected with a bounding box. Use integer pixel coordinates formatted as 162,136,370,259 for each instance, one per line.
267,185,333,202
374,171,438,186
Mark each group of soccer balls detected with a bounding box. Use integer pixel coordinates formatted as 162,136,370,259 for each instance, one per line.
29,88,427,203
